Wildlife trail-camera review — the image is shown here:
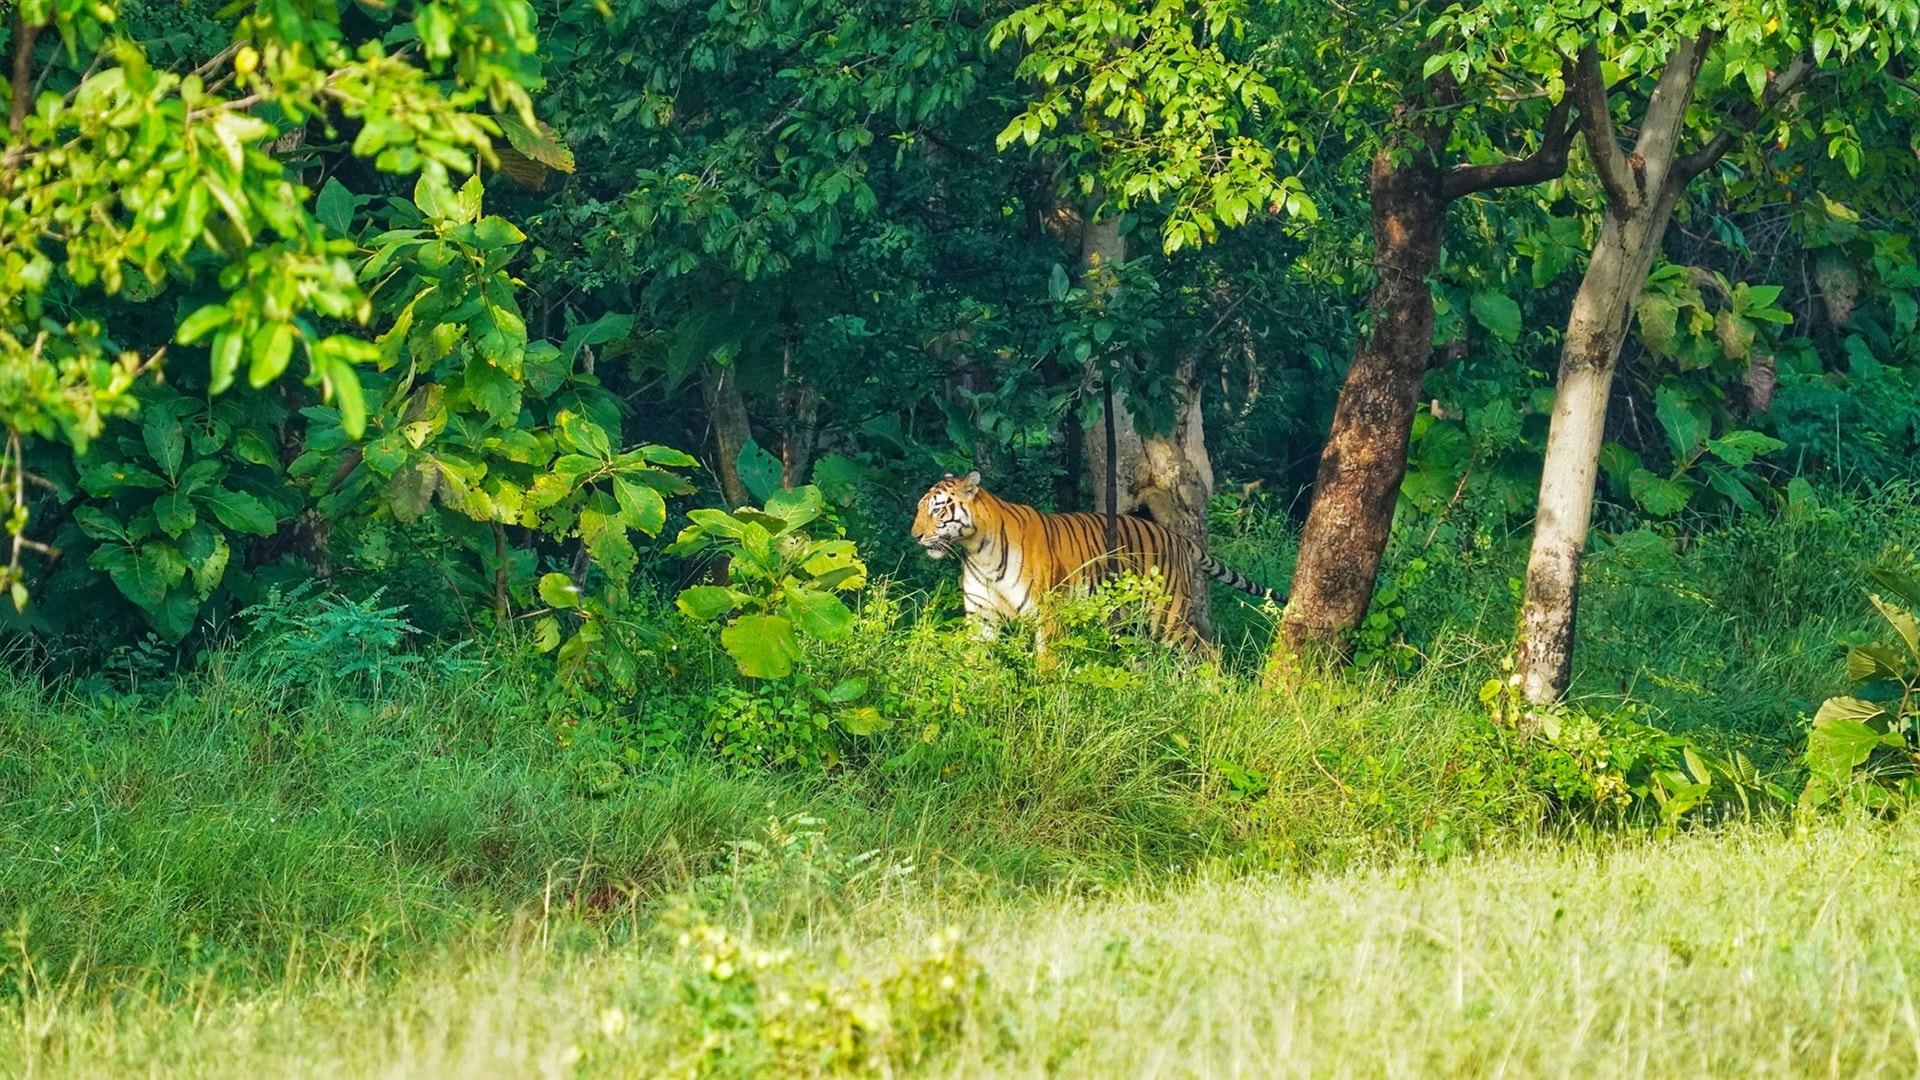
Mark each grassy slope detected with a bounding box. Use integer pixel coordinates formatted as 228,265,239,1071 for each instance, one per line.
4,485,1919,1075
12,819,1920,1076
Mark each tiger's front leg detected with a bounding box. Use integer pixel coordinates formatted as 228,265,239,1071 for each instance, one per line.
962,589,1000,641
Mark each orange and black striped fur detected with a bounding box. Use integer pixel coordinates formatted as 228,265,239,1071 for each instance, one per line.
910,472,1280,646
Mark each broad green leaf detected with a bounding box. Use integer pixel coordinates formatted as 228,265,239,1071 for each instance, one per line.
153,492,197,537
316,177,357,236
1870,594,1920,660
685,508,748,539
613,476,668,535
1867,567,1920,610
532,615,562,652
249,322,296,388
197,488,278,535
143,411,185,481
1653,385,1707,457
763,484,825,532
538,572,580,610
176,304,230,344
1468,291,1522,343
579,506,636,586
785,588,853,640
676,585,745,621
73,506,127,541
1846,643,1908,684
836,706,889,736
1804,705,1900,781
720,614,801,678
1628,469,1691,517
825,677,868,703
557,411,613,460
363,431,411,476
638,445,699,468
179,523,231,596
1636,295,1679,355
1705,430,1786,467
736,438,784,504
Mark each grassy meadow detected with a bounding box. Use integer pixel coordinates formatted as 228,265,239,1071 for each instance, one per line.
4,483,1920,1076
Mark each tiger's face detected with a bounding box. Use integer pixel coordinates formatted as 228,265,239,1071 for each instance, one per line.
910,472,982,559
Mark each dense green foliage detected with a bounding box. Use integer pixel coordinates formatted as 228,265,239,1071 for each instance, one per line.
7,0,1920,1071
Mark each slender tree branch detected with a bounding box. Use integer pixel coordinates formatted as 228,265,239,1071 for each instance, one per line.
1441,66,1577,200
1634,31,1714,189
1673,52,1815,184
1573,44,1638,213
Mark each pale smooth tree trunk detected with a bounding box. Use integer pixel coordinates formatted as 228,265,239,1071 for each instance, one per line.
1516,38,1809,701
1079,214,1218,638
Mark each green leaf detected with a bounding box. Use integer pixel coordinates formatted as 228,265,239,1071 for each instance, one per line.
1869,594,1920,660
1705,430,1787,468
1845,643,1908,684
538,572,579,610
532,615,562,652
143,411,186,481
825,677,868,703
363,431,411,476
638,445,699,468
785,588,853,640
196,488,279,535
720,614,801,679
1468,291,1522,343
1866,567,1920,610
316,177,357,237
496,114,575,172
178,523,229,597
1636,295,1679,355
763,485,825,533
557,411,613,460
73,506,127,541
613,476,668,536
736,438,783,504
676,585,744,621
1804,704,1900,783
1653,385,1707,457
153,492,197,537
176,304,230,345
249,322,296,388
1628,469,1691,517
836,706,889,736
578,506,636,587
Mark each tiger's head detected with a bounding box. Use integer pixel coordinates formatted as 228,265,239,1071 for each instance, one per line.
910,471,984,559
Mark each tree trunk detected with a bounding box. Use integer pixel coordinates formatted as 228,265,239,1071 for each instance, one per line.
1274,125,1448,670
778,340,818,490
1515,36,1763,702
1516,202,1677,702
1079,215,1217,637
700,360,753,507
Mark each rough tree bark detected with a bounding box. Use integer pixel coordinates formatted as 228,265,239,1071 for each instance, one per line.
1516,40,1811,702
1079,214,1218,638
1273,82,1574,677
700,359,753,507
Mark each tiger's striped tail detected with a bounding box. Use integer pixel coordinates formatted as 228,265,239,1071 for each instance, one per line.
1199,553,1285,604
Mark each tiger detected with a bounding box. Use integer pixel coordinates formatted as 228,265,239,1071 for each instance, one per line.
910,471,1281,647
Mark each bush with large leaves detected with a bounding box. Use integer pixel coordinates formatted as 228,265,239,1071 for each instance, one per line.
1,0,541,625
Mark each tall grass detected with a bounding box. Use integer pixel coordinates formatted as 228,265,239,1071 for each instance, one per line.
3,483,1919,1074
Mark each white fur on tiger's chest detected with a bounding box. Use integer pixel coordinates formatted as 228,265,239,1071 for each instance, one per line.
958,534,1035,625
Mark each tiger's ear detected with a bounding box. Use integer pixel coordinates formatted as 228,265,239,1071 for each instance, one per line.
960,470,981,494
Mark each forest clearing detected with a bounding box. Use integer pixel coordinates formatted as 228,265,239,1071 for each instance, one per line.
4,0,1920,1075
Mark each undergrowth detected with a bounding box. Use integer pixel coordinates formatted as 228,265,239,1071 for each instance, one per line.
2,484,1919,1074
